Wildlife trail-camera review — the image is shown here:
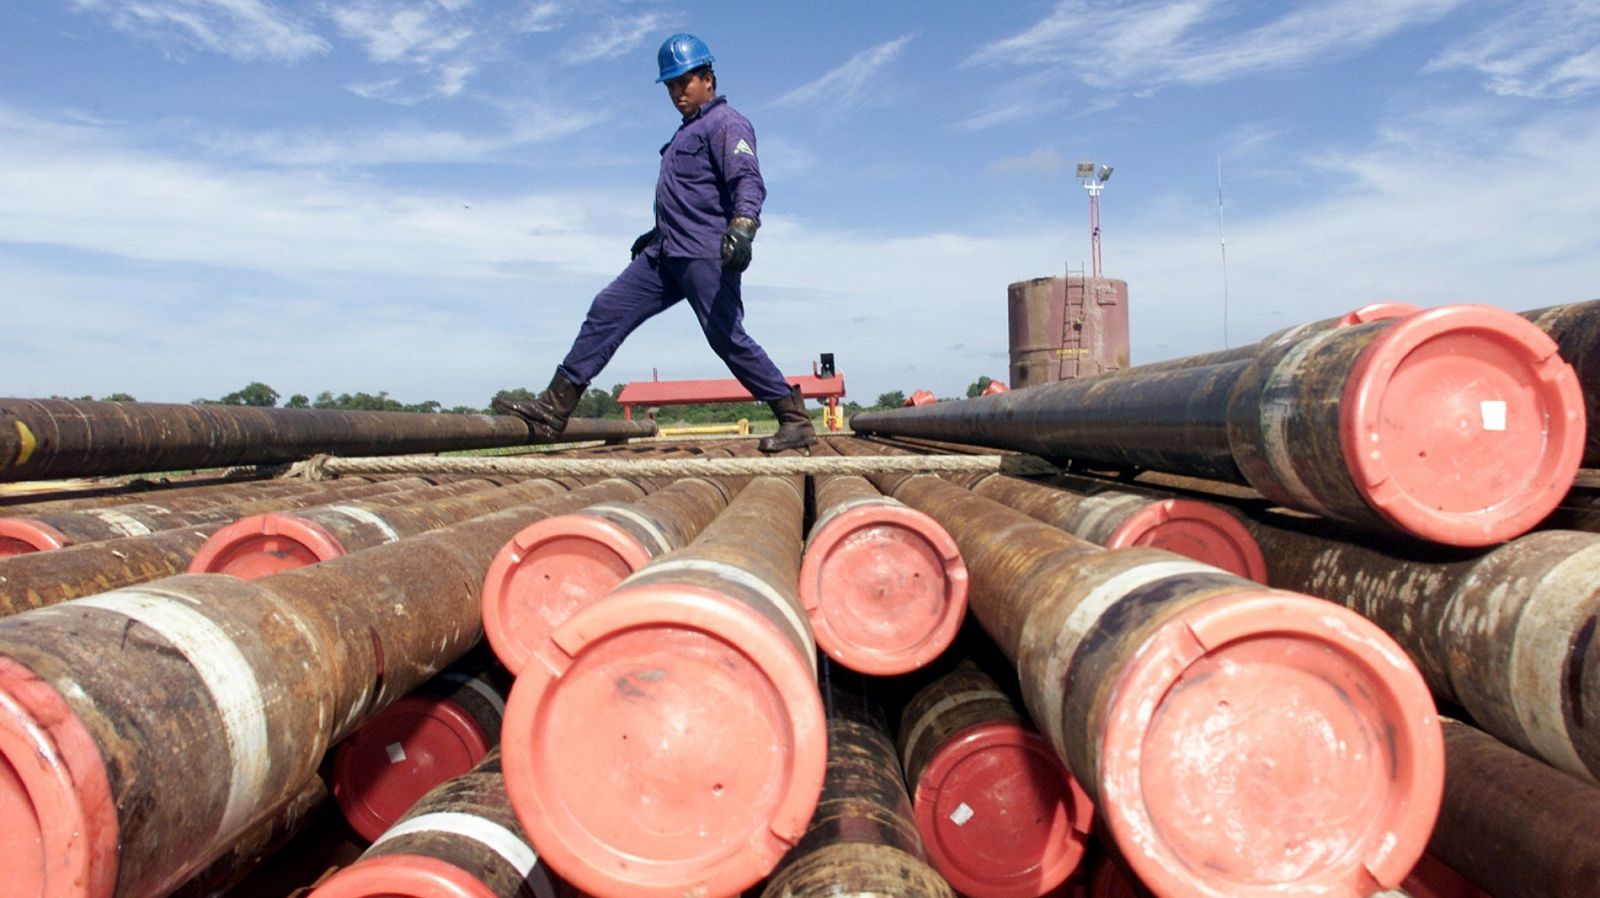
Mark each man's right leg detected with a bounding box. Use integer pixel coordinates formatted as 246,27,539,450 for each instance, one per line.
494,251,678,437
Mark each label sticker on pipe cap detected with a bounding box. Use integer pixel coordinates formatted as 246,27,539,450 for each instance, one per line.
1481,400,1508,432
386,742,407,764
949,802,975,826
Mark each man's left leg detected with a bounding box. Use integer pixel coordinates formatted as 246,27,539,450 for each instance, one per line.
675,259,815,452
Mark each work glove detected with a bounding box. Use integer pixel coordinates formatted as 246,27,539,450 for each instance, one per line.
720,217,758,273
630,228,658,260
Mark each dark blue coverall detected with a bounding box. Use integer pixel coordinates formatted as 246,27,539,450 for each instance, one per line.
554,96,793,403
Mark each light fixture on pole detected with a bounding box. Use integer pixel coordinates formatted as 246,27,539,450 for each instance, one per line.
1077,161,1113,278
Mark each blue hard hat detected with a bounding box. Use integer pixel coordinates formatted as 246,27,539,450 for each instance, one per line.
655,33,714,83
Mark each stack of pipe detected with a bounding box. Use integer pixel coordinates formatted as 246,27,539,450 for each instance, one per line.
0,476,651,898
499,475,826,898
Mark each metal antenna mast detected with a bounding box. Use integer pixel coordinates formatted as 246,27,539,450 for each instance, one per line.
1076,161,1113,278
1217,155,1230,349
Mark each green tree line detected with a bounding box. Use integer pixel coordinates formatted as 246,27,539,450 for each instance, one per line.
69,377,1004,423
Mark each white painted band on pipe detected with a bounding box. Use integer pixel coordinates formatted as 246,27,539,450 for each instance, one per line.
1254,331,1337,518
438,672,506,717
70,588,271,838
635,557,817,674
322,505,401,543
1507,545,1600,782
373,810,553,897
586,502,674,557
899,688,1011,782
83,508,156,537
1039,559,1217,757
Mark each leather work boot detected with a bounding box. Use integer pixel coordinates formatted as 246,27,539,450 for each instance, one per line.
758,385,816,453
492,372,584,440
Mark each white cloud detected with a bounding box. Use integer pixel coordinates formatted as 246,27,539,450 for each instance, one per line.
560,13,662,65
327,0,473,64
969,0,1463,88
773,35,914,110
989,148,1067,175
1428,0,1600,99
520,1,566,33
70,0,329,62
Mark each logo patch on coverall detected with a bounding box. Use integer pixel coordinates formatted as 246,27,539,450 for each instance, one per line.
734,138,755,156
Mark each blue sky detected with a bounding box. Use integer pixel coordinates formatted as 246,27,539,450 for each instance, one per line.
3,1,1598,409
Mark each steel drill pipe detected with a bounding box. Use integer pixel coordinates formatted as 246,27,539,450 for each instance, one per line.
166,775,331,898
1520,300,1600,466
309,750,575,898
852,305,1585,547
1238,510,1600,783
0,398,658,482
501,475,827,898
1426,718,1600,898
898,660,1094,898
0,474,344,517
330,646,512,842
0,477,473,618
188,478,571,578
481,475,743,674
799,472,967,675
0,476,433,555
1108,302,1420,376
759,661,953,898
0,477,649,898
869,473,1443,898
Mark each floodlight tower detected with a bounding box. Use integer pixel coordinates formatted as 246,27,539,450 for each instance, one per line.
1076,161,1114,278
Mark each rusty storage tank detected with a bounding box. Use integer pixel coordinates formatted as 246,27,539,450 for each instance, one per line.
1008,276,1130,387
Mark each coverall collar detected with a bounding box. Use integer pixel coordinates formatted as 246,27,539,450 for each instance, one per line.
680,94,727,124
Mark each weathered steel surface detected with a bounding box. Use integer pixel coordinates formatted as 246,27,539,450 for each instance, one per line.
761,662,951,898
0,477,487,553
0,475,333,516
1007,276,1130,387
167,775,330,898
0,398,656,482
192,478,571,576
1241,510,1600,783
315,751,569,898
1428,718,1600,898
0,478,474,616
1521,300,1600,466
0,477,649,898
1108,303,1420,377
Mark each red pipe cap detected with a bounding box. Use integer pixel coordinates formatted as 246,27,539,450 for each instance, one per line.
799,502,968,675
309,854,504,898
500,584,827,898
0,519,73,555
1098,591,1444,898
0,657,120,898
1333,302,1421,327
187,513,347,578
329,696,493,842
1340,304,1585,546
1102,499,1268,583
913,722,1094,898
1401,854,1489,898
481,514,653,676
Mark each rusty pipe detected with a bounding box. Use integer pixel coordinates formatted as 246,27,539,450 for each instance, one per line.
187,478,571,578
1520,299,1600,466
851,305,1585,546
1426,718,1600,898
308,750,575,898
0,477,650,898
1109,303,1421,376
481,475,744,674
760,660,953,898
328,645,511,842
500,475,826,898
0,476,435,555
898,659,1094,898
1239,509,1600,784
0,398,657,482
871,472,1444,898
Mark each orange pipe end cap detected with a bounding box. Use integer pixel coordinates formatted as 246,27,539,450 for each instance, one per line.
187,513,347,578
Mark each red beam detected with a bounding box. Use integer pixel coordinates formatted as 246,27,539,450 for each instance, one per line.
617,375,846,406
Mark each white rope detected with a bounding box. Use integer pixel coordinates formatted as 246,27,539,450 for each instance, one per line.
287,452,1055,481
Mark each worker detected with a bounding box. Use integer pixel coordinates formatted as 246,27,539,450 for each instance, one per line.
493,33,815,453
